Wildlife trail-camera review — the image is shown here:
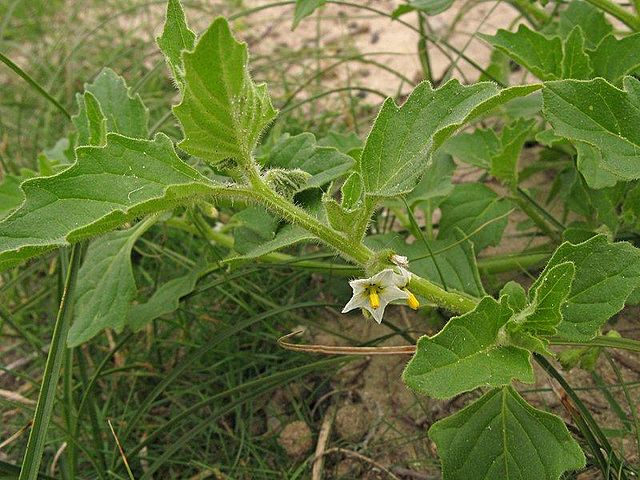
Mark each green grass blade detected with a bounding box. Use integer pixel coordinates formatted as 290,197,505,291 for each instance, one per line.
18,244,82,480
0,51,71,120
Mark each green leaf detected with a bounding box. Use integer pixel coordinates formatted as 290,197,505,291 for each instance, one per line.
157,0,196,89
535,235,640,340
403,151,456,208
292,0,325,29
85,68,149,138
588,32,640,85
0,175,23,221
561,27,593,80
72,91,106,147
524,261,575,334
317,131,362,154
231,207,279,255
359,80,540,199
429,386,585,480
129,269,200,331
231,224,313,261
262,133,354,190
438,183,512,251
500,281,527,312
480,25,563,81
68,219,154,346
558,0,612,49
0,133,216,272
392,0,454,18
174,17,277,166
403,296,533,399
542,77,640,188
445,119,534,187
444,129,496,170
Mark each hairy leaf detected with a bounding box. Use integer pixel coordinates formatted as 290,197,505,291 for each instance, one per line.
0,133,216,271
588,32,640,85
359,80,540,198
543,77,640,188
85,68,148,138
534,235,640,340
403,297,533,399
558,0,612,49
72,91,107,146
480,25,564,80
174,17,277,165
157,0,196,89
430,387,585,480
68,219,154,346
438,183,512,251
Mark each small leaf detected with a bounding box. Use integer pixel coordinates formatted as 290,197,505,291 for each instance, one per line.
359,80,540,199
232,207,279,255
444,128,497,170
403,296,533,399
292,0,325,29
157,0,196,89
263,133,354,190
524,261,575,334
174,17,277,165
129,268,200,331
392,0,454,18
561,27,593,79
534,234,640,340
500,281,527,312
480,25,563,80
588,32,640,85
230,224,313,261
558,0,612,49
0,133,216,271
72,91,107,147
85,68,149,138
429,386,585,480
438,183,512,251
68,219,154,346
317,131,362,154
543,77,640,188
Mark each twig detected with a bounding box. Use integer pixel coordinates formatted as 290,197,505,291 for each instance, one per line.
108,419,135,480
312,404,337,480
314,447,401,480
278,330,415,355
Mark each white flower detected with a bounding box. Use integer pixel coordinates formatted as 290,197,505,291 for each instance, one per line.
342,269,409,324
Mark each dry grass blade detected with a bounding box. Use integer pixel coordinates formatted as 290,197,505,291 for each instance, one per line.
278,330,416,355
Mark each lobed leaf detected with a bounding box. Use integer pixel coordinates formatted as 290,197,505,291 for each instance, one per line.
359,80,540,199
84,68,149,138
429,386,585,480
403,296,534,399
588,32,640,86
174,17,277,166
558,0,612,49
533,234,640,340
542,77,640,188
0,133,217,271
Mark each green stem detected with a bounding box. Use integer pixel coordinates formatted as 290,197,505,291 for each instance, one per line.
417,13,433,82
477,251,549,274
409,275,478,313
583,0,640,31
19,244,82,480
246,169,373,265
512,193,562,243
507,0,550,25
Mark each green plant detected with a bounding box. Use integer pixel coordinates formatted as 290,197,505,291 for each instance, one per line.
2,0,640,478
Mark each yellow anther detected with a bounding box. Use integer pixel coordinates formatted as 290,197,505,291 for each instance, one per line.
406,290,419,310
368,289,380,309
